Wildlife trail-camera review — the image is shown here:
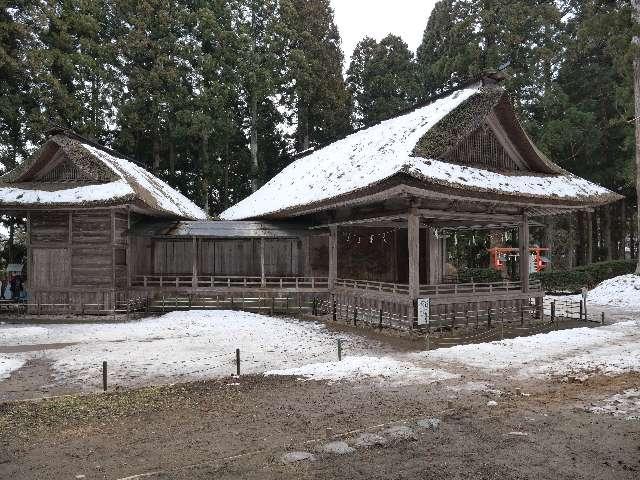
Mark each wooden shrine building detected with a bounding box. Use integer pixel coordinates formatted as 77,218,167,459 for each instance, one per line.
0,78,622,326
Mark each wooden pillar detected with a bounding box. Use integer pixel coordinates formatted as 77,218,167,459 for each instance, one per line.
126,206,131,288
408,210,420,299
192,236,198,288
427,227,438,285
328,225,337,289
260,238,266,287
26,212,31,303
110,209,116,291
519,214,530,293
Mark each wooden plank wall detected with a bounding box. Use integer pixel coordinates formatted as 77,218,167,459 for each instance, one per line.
142,238,303,276
28,207,128,310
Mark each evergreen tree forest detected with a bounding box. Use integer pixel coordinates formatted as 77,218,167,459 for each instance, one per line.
0,0,636,269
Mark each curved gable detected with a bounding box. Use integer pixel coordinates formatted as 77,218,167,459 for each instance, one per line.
413,87,562,175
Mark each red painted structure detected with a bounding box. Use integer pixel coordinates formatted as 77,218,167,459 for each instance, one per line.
488,247,550,273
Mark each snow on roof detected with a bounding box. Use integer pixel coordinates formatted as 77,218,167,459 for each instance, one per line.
81,144,208,220
0,136,207,220
221,86,614,220
0,179,133,205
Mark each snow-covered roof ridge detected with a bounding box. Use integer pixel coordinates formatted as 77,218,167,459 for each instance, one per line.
80,143,208,220
0,132,208,220
221,86,619,221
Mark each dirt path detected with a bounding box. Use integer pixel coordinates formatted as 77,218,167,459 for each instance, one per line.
1,372,638,480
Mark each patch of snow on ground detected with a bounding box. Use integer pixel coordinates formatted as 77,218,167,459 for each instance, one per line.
589,390,640,420
420,321,640,378
552,274,640,311
584,274,640,310
265,355,457,384
0,355,26,380
0,311,395,389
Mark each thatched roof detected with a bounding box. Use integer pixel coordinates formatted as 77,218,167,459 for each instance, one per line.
221,84,621,221
0,131,208,220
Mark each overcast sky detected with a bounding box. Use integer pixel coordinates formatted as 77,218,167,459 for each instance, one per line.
330,0,438,66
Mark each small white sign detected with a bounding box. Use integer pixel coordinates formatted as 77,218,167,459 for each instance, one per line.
417,298,430,326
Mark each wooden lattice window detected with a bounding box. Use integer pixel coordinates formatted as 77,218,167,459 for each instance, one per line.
442,124,521,171
39,160,82,182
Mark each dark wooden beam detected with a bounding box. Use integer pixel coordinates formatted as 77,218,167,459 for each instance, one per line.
418,208,521,224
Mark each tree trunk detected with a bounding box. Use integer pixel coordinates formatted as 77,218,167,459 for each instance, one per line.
614,199,627,260
200,131,209,213
250,92,259,192
298,102,310,152
153,137,161,172
169,142,175,175
587,211,594,265
633,0,640,272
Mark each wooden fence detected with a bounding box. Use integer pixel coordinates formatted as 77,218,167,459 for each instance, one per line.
131,275,329,290
333,278,541,297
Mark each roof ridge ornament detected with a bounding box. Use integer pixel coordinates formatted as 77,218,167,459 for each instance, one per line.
481,63,511,86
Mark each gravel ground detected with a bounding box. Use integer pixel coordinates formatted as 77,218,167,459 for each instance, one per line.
0,372,638,480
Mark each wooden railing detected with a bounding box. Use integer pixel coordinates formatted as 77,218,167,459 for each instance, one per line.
334,278,541,297
131,275,540,297
334,278,411,295
420,279,542,296
131,275,329,290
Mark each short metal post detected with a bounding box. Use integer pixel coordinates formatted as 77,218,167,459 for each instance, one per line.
353,307,357,326
337,339,342,361
102,361,107,392
579,300,583,321
236,348,241,376
551,301,555,323
332,297,337,321
601,312,605,325
379,308,383,330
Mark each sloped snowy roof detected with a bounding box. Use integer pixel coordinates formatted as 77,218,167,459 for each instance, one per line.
0,134,208,220
221,86,618,221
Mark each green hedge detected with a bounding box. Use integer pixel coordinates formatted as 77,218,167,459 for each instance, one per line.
456,267,504,284
532,260,636,293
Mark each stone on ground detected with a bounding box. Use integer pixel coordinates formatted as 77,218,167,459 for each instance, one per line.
383,425,417,441
320,440,355,455
353,432,387,448
282,451,316,463
416,418,441,431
